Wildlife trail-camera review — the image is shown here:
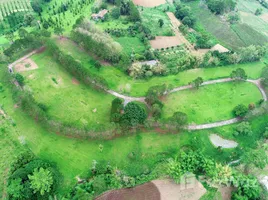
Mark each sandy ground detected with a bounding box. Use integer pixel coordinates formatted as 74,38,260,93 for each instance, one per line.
132,0,166,7
209,134,238,148
95,182,161,200
218,186,234,200
96,178,206,200
14,58,38,72
152,179,206,200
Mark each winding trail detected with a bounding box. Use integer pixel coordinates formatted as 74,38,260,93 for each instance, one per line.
8,51,268,130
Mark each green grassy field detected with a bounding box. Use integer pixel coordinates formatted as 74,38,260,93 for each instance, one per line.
55,38,266,97
1,63,268,194
237,0,268,36
139,6,174,36
21,51,115,130
163,82,262,124
0,119,24,199
114,36,146,55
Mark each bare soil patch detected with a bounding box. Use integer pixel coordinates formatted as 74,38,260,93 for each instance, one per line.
95,182,160,200
218,186,234,200
14,58,38,72
72,78,80,85
152,179,206,200
132,0,166,7
260,13,268,23
209,134,238,149
150,36,184,49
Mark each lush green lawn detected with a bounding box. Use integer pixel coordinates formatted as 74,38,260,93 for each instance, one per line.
114,36,146,55
139,6,174,36
55,38,266,97
21,51,115,130
0,119,23,199
163,82,262,124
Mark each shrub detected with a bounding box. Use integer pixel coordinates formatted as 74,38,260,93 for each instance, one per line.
233,104,248,117
14,73,25,86
234,122,252,136
120,102,147,128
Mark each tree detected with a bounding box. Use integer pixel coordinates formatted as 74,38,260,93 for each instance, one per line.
7,179,24,199
234,122,252,136
152,104,162,119
192,77,203,89
261,66,268,88
120,102,147,127
158,19,164,28
233,104,248,117
54,26,64,38
110,98,123,122
111,7,120,19
28,168,53,196
230,68,247,80
18,28,28,38
242,149,268,173
168,112,188,129
166,158,183,183
15,73,25,86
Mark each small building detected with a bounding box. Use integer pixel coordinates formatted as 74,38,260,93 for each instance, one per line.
138,60,159,67
91,9,108,20
211,44,230,53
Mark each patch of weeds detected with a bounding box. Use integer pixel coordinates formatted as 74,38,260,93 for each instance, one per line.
52,77,58,84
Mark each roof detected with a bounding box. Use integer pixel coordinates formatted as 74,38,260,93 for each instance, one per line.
139,60,159,66
211,44,230,53
91,9,108,19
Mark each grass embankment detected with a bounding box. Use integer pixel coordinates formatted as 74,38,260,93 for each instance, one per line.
55,38,266,97
21,51,115,130
163,81,262,124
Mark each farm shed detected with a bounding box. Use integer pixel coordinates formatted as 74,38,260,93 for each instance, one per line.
91,9,108,20
211,44,230,53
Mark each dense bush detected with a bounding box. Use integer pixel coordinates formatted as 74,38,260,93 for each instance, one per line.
206,0,236,15
7,151,61,200
174,4,196,27
233,104,248,117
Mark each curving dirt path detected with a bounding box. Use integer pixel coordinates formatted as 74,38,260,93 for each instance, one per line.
8,52,268,131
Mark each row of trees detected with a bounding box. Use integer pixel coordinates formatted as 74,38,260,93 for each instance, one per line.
206,0,236,15
72,19,122,63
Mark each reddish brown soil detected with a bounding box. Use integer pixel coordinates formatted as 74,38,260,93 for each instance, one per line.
95,182,161,200
72,78,80,85
132,0,166,7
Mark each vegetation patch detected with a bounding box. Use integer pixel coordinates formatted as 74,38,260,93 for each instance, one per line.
163,82,262,124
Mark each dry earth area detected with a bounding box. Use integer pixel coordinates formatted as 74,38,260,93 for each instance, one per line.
96,178,206,200
132,0,166,7
14,58,38,72
209,134,238,149
218,186,234,200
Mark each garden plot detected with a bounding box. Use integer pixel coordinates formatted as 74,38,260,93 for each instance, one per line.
132,0,166,7
163,82,262,124
14,58,38,72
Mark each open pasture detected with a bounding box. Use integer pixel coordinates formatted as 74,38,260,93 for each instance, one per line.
21,50,115,131
163,82,262,124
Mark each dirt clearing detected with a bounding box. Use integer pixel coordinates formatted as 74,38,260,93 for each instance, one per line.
209,134,238,148
132,0,166,7
72,78,80,85
95,182,160,200
152,178,206,200
14,58,38,72
150,36,184,49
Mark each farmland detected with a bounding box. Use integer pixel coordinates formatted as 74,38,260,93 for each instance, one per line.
1,0,268,199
